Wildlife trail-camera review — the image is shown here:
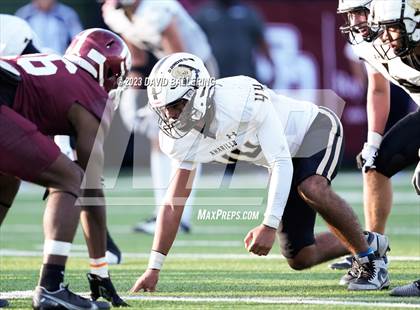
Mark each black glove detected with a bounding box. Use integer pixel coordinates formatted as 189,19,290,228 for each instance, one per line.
87,273,129,307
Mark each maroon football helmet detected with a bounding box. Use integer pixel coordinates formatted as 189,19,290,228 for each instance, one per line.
64,28,131,92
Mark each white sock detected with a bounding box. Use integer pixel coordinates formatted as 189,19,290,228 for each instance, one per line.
89,257,109,278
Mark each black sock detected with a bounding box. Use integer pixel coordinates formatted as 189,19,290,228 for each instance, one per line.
39,264,65,291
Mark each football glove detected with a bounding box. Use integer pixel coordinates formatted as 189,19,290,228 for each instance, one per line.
87,273,129,307
356,132,382,173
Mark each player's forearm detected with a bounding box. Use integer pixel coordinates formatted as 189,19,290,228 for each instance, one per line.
263,157,293,229
366,78,390,135
152,203,184,255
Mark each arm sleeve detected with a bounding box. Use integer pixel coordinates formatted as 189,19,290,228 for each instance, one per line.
257,104,293,229
174,160,196,171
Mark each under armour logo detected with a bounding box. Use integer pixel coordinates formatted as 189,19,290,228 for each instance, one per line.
226,132,237,139
377,268,388,284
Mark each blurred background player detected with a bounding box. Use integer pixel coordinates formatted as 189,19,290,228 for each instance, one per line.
102,0,218,234
0,28,130,308
15,0,83,55
194,0,275,86
15,0,122,263
332,0,420,271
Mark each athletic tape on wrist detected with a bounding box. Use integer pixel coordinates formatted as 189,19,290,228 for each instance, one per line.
148,250,166,270
367,131,383,149
43,239,72,256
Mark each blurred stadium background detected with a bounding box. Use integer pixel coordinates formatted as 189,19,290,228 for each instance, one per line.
4,0,416,166
1,0,419,308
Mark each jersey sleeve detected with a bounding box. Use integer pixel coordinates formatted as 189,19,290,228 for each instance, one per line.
103,7,161,49
257,103,293,229
141,3,175,33
364,60,379,74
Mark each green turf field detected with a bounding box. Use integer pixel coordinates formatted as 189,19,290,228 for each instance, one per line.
1,171,419,309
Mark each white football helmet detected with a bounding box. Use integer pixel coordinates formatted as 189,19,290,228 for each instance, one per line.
370,0,420,58
147,52,214,139
0,14,40,56
337,0,378,44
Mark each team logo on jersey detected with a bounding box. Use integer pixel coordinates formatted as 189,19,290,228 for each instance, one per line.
226,131,237,139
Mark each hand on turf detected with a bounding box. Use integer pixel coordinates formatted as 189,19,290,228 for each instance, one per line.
244,225,276,256
356,143,379,172
130,269,159,293
412,160,420,195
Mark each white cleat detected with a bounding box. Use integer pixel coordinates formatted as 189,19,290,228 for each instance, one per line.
348,254,390,291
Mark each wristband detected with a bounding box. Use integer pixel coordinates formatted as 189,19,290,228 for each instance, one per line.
148,250,166,270
367,131,383,149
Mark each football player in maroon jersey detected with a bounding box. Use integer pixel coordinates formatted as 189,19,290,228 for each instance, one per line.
0,28,131,309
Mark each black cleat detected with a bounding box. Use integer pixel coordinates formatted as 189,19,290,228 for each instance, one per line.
0,299,8,308
390,280,420,297
87,273,129,307
32,284,110,309
329,255,353,270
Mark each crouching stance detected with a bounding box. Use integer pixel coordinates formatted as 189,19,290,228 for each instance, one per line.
131,53,390,293
0,28,130,309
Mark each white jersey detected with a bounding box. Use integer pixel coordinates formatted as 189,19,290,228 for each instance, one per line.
135,0,211,61
160,76,319,228
104,0,211,62
352,40,420,106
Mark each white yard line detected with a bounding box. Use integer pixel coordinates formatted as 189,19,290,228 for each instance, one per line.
0,291,419,308
0,249,419,261
2,224,419,235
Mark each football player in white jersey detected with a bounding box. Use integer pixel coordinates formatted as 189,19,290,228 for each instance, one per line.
369,0,420,297
102,0,217,234
334,0,420,276
129,52,390,292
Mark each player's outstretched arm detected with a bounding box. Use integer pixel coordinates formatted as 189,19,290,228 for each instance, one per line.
131,168,195,292
357,69,390,172
245,104,293,256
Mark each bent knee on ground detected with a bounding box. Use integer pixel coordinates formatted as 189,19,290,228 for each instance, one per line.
286,245,318,270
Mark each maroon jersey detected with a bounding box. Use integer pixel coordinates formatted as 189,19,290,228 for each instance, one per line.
4,54,109,135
